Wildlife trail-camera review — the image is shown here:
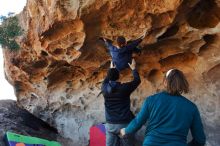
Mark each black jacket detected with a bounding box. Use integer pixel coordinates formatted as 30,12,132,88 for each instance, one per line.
101,69,141,124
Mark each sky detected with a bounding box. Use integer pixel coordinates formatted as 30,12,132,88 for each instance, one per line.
0,0,27,100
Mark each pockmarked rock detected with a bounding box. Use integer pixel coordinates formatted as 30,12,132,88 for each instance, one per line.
2,0,220,145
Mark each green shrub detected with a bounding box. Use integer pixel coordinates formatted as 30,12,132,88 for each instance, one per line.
0,16,23,51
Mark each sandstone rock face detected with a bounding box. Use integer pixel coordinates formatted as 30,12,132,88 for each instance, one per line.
2,0,220,145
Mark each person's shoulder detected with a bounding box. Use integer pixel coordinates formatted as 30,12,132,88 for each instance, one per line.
110,45,120,51
141,92,164,107
179,94,197,109
150,91,168,98
144,91,164,101
181,97,199,114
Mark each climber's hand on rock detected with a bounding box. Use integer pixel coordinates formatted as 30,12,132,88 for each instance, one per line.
128,59,136,70
99,37,106,42
140,29,148,39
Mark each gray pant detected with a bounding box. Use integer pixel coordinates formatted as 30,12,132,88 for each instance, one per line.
105,123,135,146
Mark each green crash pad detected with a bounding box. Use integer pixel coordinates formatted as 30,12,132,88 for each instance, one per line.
5,131,61,146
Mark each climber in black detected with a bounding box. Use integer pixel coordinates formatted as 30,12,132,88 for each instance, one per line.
99,30,147,71
101,59,141,146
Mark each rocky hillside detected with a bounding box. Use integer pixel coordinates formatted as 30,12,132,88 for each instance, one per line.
2,0,220,145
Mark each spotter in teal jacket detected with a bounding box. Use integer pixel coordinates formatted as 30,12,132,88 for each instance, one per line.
125,91,206,146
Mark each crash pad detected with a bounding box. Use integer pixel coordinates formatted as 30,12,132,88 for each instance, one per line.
5,132,61,146
90,124,106,146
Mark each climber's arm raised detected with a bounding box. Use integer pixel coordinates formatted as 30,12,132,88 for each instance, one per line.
99,37,114,49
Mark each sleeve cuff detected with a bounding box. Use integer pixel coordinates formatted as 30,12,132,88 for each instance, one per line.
125,128,128,135
132,69,137,72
